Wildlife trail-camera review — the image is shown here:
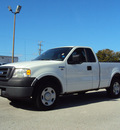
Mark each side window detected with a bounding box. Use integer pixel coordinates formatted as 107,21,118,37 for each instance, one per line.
85,48,96,62
68,48,87,64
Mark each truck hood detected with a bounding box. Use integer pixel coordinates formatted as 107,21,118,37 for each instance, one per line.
3,60,62,68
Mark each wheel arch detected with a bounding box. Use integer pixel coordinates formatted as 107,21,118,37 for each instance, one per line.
32,75,63,96
110,73,120,85
107,73,120,98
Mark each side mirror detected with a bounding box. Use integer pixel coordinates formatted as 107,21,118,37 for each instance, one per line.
72,55,80,64
68,55,80,64
68,54,84,64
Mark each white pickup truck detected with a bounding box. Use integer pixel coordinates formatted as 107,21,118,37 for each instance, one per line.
0,46,120,110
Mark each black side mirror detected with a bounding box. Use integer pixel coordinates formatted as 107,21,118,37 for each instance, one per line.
72,55,80,64
68,55,80,64
68,54,84,64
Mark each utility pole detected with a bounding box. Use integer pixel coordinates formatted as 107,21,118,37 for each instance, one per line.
8,5,22,63
38,41,43,55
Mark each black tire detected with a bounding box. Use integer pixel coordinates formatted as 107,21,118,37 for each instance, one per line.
8,98,19,103
34,82,59,111
106,78,120,98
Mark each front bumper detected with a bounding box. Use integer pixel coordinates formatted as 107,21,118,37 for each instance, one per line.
0,77,35,99
0,86,33,98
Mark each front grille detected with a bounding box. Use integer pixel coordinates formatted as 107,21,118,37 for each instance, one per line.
0,67,14,80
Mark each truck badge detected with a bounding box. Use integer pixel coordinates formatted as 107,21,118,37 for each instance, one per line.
59,66,65,70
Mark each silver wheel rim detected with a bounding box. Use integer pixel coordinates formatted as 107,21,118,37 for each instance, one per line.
41,87,56,106
113,82,120,95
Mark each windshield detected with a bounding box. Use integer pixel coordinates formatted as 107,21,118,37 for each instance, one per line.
34,47,72,61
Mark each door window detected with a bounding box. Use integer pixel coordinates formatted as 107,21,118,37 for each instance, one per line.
85,48,96,62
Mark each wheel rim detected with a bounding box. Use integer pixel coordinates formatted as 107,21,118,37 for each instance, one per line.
113,82,120,95
41,87,56,106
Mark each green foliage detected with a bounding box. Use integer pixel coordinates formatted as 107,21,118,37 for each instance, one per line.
96,49,120,62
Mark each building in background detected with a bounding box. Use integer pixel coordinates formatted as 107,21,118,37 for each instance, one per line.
0,56,18,65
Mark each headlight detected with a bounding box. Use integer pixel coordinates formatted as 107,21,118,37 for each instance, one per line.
13,68,31,78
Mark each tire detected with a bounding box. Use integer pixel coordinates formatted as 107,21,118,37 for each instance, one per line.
34,82,59,111
8,98,19,103
107,78,120,98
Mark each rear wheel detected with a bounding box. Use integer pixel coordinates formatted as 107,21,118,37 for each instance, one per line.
34,82,59,111
107,78,120,98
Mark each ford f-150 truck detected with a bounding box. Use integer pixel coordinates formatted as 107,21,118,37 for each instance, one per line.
0,46,120,110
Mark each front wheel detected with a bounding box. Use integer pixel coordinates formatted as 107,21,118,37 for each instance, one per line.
107,78,120,98
35,83,59,111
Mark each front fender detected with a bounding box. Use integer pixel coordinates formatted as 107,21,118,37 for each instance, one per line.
31,72,66,93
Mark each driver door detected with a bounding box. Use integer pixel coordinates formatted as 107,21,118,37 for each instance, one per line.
66,48,93,92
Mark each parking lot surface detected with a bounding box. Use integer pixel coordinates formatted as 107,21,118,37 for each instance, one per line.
0,90,120,130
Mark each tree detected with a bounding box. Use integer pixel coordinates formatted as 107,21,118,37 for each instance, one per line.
96,49,120,62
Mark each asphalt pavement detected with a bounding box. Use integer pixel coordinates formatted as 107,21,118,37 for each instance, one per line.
0,89,120,130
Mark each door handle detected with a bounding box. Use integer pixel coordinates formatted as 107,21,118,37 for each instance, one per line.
87,66,92,70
